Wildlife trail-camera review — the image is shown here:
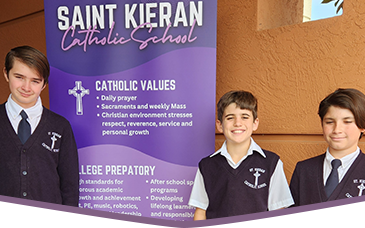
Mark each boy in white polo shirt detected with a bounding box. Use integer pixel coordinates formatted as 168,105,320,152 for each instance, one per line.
188,90,293,219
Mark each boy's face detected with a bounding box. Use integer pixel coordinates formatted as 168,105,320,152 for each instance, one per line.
322,106,365,157
3,59,46,109
216,103,259,147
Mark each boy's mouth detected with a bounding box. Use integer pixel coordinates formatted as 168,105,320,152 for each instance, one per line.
330,136,346,141
20,92,30,96
20,92,31,98
232,129,245,134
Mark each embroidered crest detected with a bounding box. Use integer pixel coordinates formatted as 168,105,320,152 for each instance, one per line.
244,167,267,189
345,179,365,198
42,132,61,152
354,179,365,196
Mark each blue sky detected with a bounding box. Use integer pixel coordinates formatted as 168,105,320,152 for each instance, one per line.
311,0,343,21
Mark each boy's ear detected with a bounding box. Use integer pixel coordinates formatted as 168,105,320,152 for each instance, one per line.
3,67,9,82
216,120,223,133
253,118,259,131
41,82,47,91
359,129,365,139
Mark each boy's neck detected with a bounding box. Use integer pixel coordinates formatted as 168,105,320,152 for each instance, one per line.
226,139,251,164
329,146,358,159
10,94,39,110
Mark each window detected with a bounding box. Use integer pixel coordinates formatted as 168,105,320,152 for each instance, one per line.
304,0,343,22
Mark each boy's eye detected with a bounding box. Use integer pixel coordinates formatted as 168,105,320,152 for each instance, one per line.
325,121,333,124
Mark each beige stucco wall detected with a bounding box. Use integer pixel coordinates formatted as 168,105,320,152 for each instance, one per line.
216,0,365,179
1,0,365,181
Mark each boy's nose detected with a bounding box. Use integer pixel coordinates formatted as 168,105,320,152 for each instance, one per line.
234,119,243,126
333,122,343,133
22,80,31,91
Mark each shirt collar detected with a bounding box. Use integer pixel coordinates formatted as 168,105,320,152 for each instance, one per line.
325,147,360,169
6,94,43,120
211,138,266,167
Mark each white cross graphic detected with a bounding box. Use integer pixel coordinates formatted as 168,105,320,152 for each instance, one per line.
358,183,365,196
253,171,261,188
68,81,89,115
50,132,61,149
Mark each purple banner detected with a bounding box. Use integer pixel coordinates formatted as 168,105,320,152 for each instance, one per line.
44,0,216,221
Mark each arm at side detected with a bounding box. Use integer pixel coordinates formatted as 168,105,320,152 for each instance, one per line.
194,207,206,220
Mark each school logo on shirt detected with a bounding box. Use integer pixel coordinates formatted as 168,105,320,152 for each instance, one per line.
244,167,267,189
42,132,61,152
345,179,365,198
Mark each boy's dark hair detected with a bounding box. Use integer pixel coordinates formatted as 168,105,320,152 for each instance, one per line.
217,90,258,122
318,88,365,137
4,46,50,85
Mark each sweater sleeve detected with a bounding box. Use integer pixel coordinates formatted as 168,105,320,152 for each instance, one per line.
57,120,79,206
